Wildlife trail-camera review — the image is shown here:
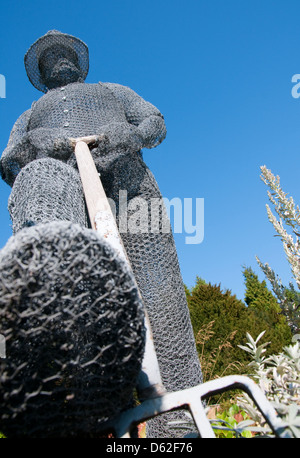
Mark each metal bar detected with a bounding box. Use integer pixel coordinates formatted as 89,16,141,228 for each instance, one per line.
188,397,215,438
109,375,291,438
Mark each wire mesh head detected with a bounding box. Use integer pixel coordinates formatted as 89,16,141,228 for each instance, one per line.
24,30,89,93
0,221,145,437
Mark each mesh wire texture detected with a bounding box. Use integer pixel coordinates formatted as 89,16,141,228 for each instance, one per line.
8,157,88,233
24,30,89,93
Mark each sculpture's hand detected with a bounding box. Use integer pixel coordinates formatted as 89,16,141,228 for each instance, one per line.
97,122,144,153
136,114,167,149
27,129,74,161
51,137,74,160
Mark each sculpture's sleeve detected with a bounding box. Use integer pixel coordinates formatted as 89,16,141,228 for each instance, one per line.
0,109,36,186
103,82,167,149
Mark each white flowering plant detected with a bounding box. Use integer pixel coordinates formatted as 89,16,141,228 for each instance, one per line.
257,166,300,334
237,331,300,438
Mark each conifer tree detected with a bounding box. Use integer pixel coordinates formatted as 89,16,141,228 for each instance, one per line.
243,267,292,353
187,279,256,380
187,275,292,381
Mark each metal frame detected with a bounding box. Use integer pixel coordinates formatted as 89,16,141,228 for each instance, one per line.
109,375,291,438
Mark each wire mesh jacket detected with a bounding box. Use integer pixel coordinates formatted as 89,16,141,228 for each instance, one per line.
0,80,203,437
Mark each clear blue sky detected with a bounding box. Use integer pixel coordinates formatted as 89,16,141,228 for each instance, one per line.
1,0,300,302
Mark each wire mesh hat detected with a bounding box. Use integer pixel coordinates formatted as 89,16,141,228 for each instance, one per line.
24,30,89,93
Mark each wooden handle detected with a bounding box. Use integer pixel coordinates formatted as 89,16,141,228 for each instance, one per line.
74,140,126,261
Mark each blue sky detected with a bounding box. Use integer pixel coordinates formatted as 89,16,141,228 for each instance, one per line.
1,0,300,302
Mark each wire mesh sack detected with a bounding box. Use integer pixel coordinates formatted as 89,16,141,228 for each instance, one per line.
0,221,145,437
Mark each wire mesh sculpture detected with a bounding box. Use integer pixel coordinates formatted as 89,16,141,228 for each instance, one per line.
0,30,203,437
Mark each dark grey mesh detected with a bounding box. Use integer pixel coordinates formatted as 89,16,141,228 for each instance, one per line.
0,222,145,438
0,81,166,188
0,30,203,438
8,158,88,233
24,30,89,93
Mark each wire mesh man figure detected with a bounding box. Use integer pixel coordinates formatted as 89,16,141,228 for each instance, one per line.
0,30,202,437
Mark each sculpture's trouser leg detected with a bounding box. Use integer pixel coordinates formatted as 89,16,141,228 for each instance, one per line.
122,231,202,392
122,231,202,437
8,157,88,233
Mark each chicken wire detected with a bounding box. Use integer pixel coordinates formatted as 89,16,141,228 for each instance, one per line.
8,157,88,233
24,30,89,93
